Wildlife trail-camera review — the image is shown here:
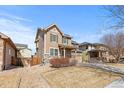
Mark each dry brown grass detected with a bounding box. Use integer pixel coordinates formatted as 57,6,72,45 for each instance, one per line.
42,66,121,88
0,73,20,88
0,65,122,88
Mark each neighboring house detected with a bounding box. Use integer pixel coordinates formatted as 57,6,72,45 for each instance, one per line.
71,40,82,53
0,32,17,70
15,43,32,58
79,42,95,51
71,40,82,62
35,24,75,59
88,43,109,59
79,42,109,62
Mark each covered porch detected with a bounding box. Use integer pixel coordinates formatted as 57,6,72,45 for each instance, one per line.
58,44,75,58
88,49,107,61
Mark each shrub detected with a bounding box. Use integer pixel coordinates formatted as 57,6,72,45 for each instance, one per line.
50,58,61,68
50,57,69,68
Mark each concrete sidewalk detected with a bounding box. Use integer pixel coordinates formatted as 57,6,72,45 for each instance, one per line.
77,62,124,88
106,78,124,88
78,63,124,75
0,65,53,88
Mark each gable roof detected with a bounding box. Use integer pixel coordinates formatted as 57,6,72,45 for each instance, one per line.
72,40,79,45
15,43,28,48
0,32,17,50
19,47,32,51
35,23,72,42
80,42,92,46
63,34,72,38
44,23,63,35
0,32,9,38
93,43,109,48
15,43,32,51
79,42,108,48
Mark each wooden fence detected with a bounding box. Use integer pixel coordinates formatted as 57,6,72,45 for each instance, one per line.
30,55,42,66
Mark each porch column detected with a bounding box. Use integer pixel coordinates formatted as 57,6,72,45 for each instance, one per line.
64,48,65,58
58,49,60,58
99,52,101,57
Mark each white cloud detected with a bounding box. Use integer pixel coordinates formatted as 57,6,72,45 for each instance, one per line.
0,12,32,22
0,14,36,54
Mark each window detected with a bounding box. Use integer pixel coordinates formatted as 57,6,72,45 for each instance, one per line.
50,49,54,56
55,49,58,56
62,38,68,45
50,48,58,56
50,34,58,43
9,49,11,55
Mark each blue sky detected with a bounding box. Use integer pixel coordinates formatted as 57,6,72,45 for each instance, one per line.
0,5,111,54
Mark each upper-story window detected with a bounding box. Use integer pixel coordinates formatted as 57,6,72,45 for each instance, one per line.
50,34,58,43
62,37,68,45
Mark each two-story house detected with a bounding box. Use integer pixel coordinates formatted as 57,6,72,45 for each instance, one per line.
35,24,75,59
79,42,109,62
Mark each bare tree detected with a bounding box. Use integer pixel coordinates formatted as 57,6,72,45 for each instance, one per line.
101,31,124,62
104,5,124,29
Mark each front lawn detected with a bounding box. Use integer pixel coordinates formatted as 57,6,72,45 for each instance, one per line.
42,66,121,88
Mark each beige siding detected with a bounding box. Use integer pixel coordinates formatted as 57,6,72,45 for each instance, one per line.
20,48,32,58
36,25,73,58
0,39,4,70
4,42,16,69
96,46,107,51
67,38,72,45
45,27,62,54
